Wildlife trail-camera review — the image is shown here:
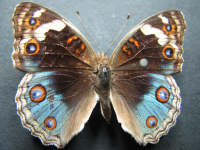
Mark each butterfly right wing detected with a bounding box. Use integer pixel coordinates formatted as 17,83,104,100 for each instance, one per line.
109,10,186,145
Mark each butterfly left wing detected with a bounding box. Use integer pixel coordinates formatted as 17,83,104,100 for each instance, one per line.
109,10,186,145
12,2,99,148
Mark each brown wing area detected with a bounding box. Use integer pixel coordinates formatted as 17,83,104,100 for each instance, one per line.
109,10,186,75
12,2,97,72
15,70,98,148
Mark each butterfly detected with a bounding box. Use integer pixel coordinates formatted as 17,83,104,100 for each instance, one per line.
11,2,186,148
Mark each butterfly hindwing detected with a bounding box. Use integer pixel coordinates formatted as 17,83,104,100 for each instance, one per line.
110,73,181,145
109,10,186,75
12,2,97,72
16,70,97,148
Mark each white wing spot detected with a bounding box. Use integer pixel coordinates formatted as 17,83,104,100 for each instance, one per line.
140,58,148,67
141,24,168,46
158,14,169,24
32,8,45,17
34,20,66,41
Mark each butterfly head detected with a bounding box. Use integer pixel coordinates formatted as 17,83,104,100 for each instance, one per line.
95,51,110,75
97,52,109,65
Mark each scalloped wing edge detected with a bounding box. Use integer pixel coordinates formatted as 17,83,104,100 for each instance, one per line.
142,75,181,145
15,73,98,148
110,75,181,145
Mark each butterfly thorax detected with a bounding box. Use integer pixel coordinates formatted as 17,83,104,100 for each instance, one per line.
95,52,112,124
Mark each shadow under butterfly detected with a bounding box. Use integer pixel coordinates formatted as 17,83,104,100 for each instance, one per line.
11,2,186,148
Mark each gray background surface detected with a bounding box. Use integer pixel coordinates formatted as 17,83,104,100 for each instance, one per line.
0,0,199,150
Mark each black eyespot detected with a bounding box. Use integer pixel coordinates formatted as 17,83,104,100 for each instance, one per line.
26,43,37,54
146,116,157,128
44,117,57,130
32,88,43,100
30,85,46,102
29,18,36,26
166,25,172,31
46,119,54,128
159,89,169,100
156,86,170,103
165,48,173,58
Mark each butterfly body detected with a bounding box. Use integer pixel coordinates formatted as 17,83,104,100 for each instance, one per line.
12,2,186,148
95,53,112,123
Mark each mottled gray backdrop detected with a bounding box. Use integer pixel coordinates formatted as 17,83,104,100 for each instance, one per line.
0,0,199,150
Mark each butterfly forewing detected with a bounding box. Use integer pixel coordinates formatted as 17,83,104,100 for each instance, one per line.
12,2,97,72
109,10,186,75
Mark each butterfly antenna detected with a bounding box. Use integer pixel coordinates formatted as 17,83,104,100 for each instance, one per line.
76,11,100,52
104,14,130,55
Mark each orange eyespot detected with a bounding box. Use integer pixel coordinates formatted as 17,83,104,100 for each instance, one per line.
25,18,40,30
81,43,85,51
146,116,157,128
30,85,46,102
72,35,78,40
163,23,175,35
156,87,170,103
122,45,132,56
66,35,78,44
67,38,73,44
76,49,80,54
162,45,175,59
44,117,57,130
25,38,40,55
129,37,140,48
123,45,127,52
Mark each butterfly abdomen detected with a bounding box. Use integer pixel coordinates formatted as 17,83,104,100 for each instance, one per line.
95,64,112,124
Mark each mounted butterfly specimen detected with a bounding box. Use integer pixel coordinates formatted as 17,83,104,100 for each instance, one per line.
11,2,186,148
